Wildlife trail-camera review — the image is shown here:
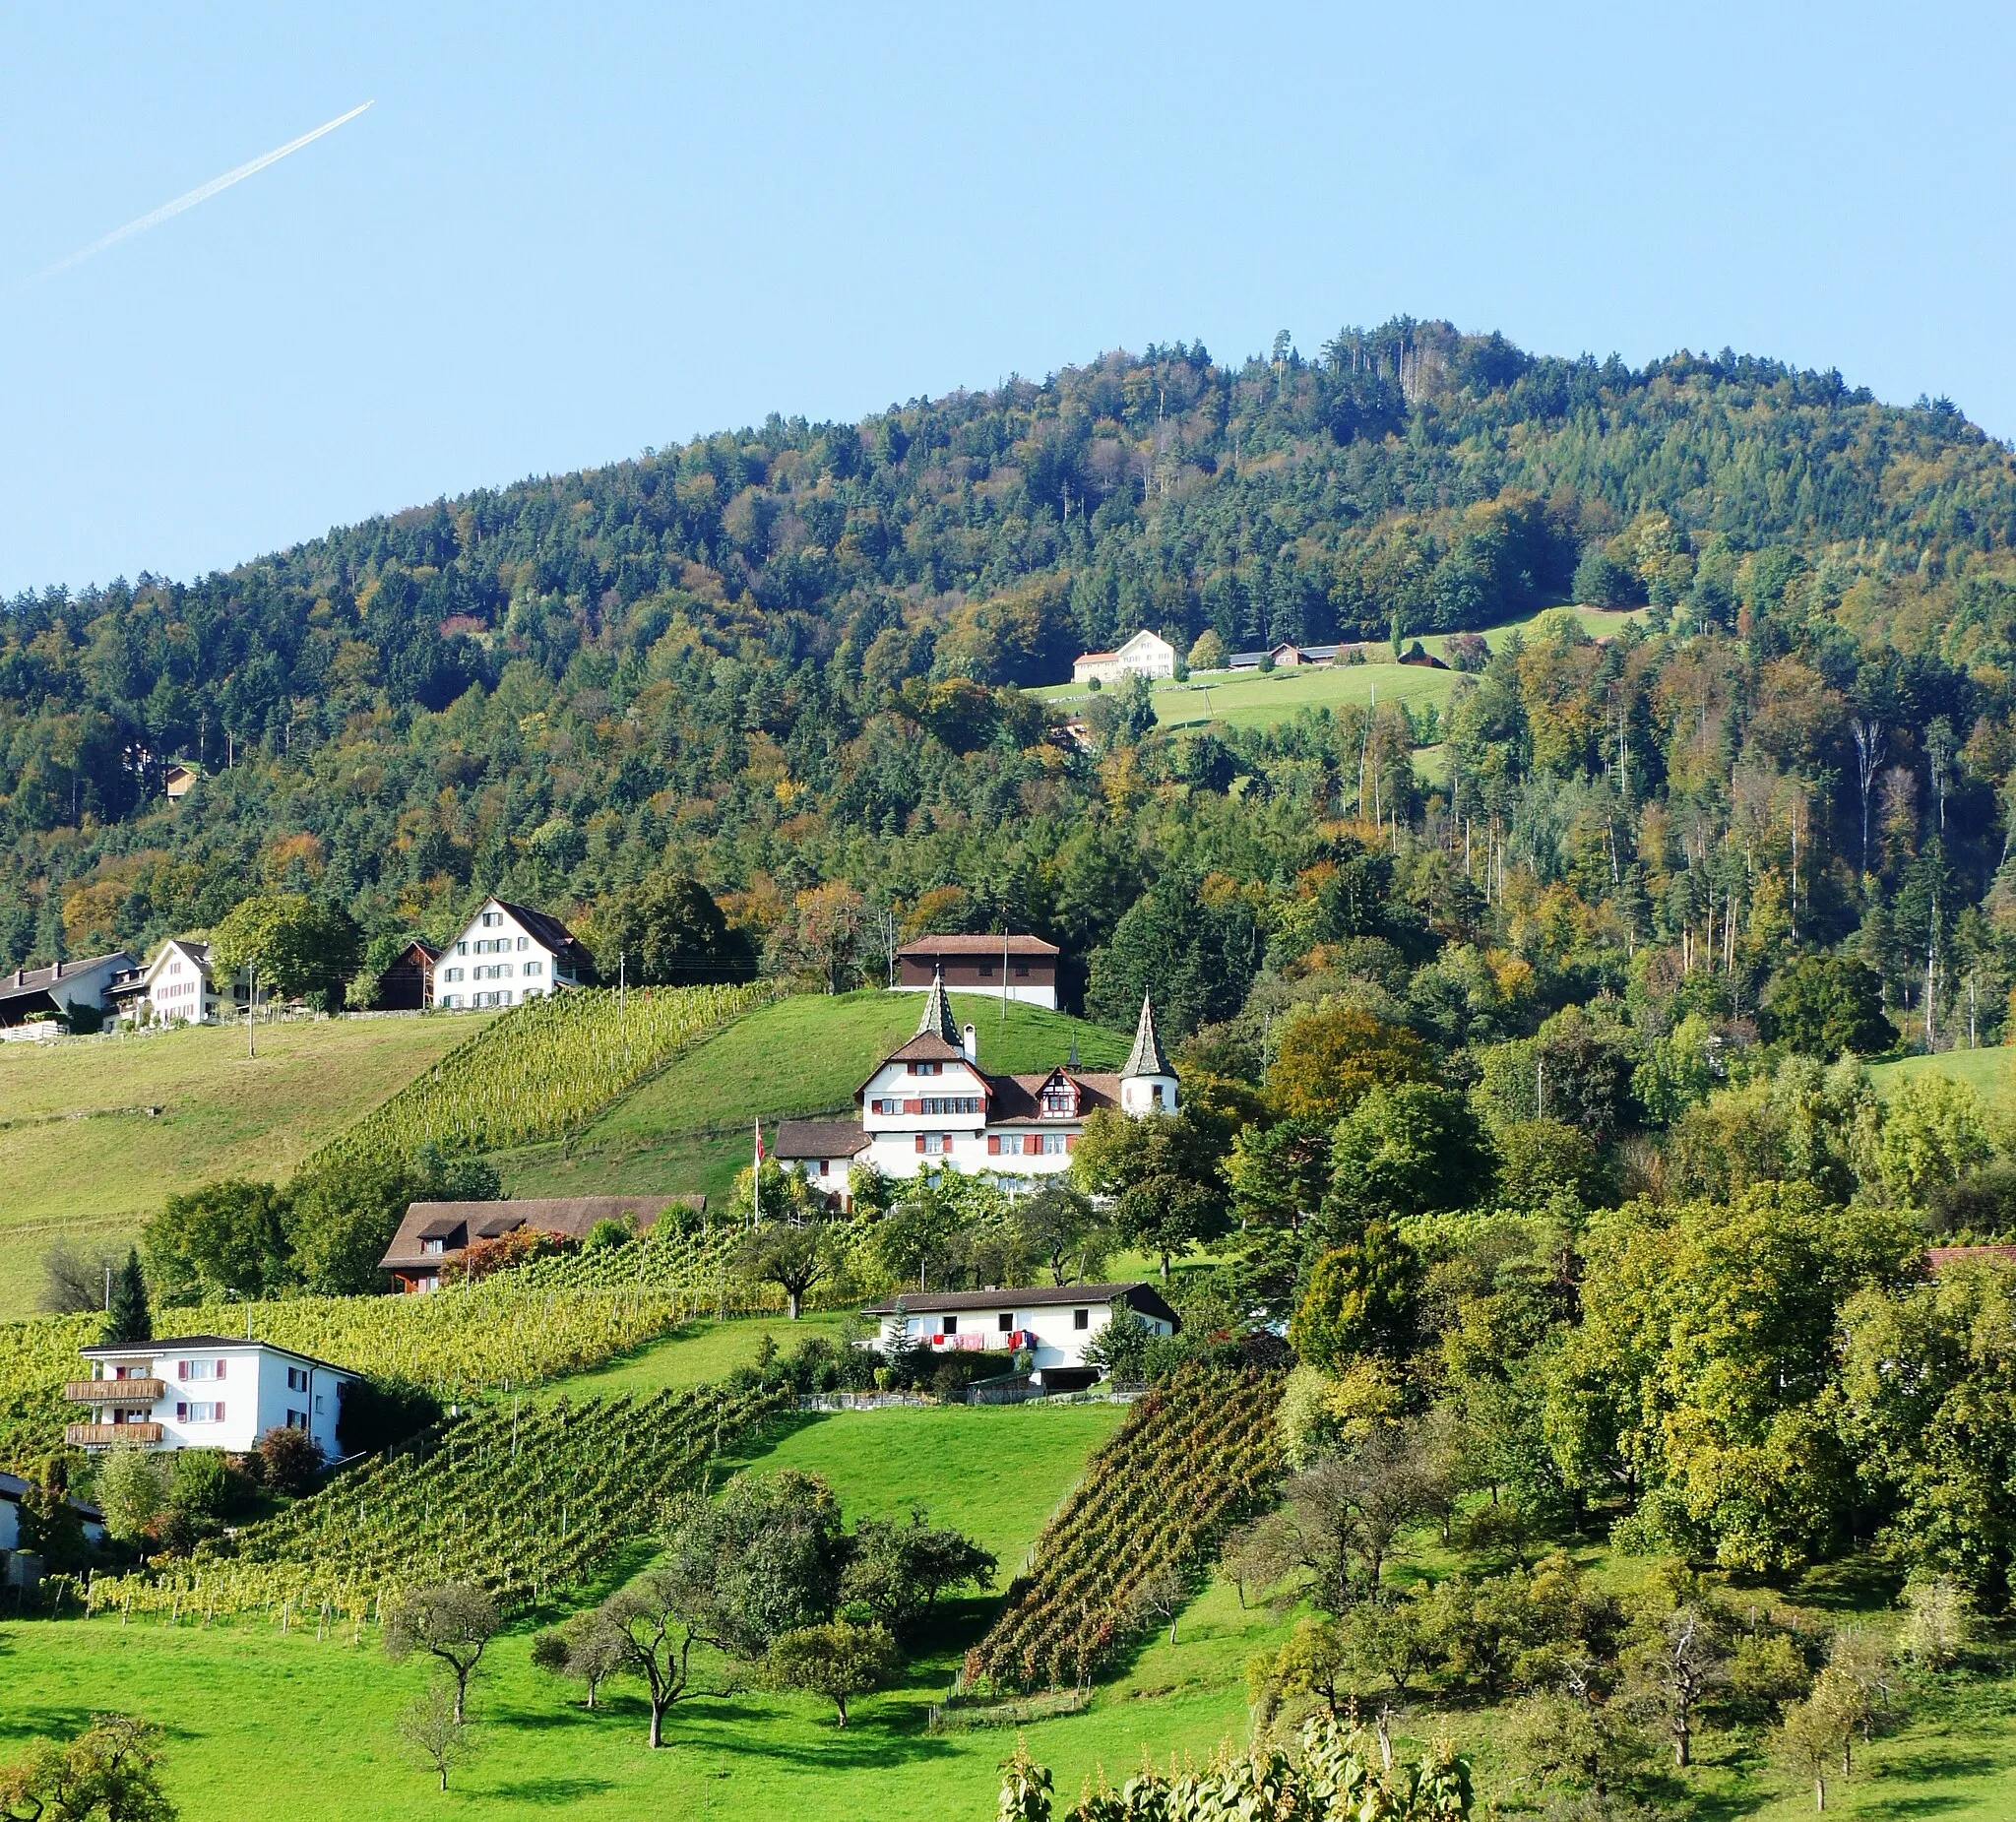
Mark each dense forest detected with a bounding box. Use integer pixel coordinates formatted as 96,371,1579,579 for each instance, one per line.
5,315,2016,1037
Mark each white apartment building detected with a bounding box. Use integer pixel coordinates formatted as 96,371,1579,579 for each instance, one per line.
109,938,237,1027
63,1335,359,1462
431,897,593,1010
856,1283,1180,1373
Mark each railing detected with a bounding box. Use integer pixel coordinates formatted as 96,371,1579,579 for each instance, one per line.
65,1422,163,1447
64,1379,164,1404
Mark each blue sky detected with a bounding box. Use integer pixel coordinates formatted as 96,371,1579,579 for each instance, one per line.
3,3,2010,595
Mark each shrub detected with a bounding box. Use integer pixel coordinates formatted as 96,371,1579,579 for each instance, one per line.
259,1424,325,1496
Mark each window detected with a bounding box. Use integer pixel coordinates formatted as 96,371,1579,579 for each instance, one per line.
180,1358,220,1381
455,941,468,956
977,962,993,977
314,1394,325,1414
480,911,501,927
518,936,529,950
908,1061,942,1077
180,1401,223,1423
1015,964,1030,977
941,1316,958,1336
1151,1084,1166,1109
816,1159,831,1175
421,1237,444,1255
525,959,541,975
286,1366,308,1392
997,1312,1014,1333
1073,1309,1090,1331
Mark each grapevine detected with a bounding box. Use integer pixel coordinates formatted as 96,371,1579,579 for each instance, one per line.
962,1362,1284,1693
86,1380,790,1627
303,979,775,1170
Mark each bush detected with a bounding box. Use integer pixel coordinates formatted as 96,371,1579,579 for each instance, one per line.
259,1423,325,1496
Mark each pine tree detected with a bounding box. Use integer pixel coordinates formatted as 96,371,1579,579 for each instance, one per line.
102,1247,152,1345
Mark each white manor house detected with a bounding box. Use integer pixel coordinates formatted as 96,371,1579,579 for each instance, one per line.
778,972,1178,1199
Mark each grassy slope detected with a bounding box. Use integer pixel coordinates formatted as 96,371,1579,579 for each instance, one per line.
497,989,1130,1205
1030,605,1649,730
1868,1045,2016,1108
529,1312,856,1405
0,1015,491,1319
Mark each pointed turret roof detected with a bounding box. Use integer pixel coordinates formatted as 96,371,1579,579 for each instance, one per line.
915,965,961,1047
1121,994,1173,1079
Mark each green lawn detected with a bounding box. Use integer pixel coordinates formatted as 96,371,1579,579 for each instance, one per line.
1029,605,1649,734
1868,1044,2016,1108
0,1014,491,1319
530,1312,858,1405
498,990,1128,1206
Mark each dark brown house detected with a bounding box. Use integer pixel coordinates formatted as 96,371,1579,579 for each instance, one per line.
378,1194,704,1293
894,934,1060,1008
375,939,441,1012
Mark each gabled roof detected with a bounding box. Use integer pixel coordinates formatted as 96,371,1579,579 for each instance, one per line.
896,934,1060,958
378,1195,700,1273
79,1335,359,1377
858,1281,1181,1328
985,1071,1121,1124
145,938,211,982
0,1469,102,1522
1121,995,1173,1079
0,952,135,1006
776,1119,872,1161
486,897,585,959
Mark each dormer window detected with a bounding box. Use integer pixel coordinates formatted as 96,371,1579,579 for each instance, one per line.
1040,1074,1079,1118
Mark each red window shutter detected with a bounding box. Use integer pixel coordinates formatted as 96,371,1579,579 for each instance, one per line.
178,1360,188,1379
987,1135,1000,1155
216,1359,226,1379
216,1402,224,1421
177,1402,187,1420
905,1099,922,1115
1021,1135,1036,1157
1066,1133,1078,1152
915,1133,926,1154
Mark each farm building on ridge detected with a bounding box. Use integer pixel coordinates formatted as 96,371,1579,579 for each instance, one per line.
1072,629,1176,685
893,933,1059,1007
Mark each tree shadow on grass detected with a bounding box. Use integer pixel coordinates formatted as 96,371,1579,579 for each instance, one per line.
482,1777,619,1804
659,1694,965,1773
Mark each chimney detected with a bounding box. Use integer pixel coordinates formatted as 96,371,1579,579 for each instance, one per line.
962,1022,977,1063
53,960,62,979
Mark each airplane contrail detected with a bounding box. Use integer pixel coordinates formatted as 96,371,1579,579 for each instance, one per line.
22,99,374,289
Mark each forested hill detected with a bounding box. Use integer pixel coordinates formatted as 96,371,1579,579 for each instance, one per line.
6,317,2016,1016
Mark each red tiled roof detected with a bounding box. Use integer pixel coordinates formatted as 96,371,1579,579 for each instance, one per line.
897,935,1060,958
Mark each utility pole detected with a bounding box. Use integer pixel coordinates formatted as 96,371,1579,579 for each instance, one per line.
248,962,257,1059
618,951,626,1013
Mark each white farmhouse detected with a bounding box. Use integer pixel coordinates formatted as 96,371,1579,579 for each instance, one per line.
432,896,594,1010
108,938,241,1027
63,1335,360,1462
0,951,134,1033
856,1282,1180,1376
831,972,1178,1190
1072,629,1176,686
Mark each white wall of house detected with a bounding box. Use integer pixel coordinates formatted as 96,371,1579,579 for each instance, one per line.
72,1343,354,1461
868,1297,1171,1369
142,942,221,1026
859,1053,1083,1185
1072,630,1176,686
432,900,576,1010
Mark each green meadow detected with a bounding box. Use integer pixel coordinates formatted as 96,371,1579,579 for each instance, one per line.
0,1014,492,1318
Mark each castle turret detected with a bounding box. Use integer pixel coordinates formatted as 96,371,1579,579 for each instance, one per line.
1118,993,1178,1116
915,965,961,1046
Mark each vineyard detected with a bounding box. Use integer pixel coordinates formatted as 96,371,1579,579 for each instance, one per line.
0,1280,704,1471
963,1362,1284,1693
303,979,775,1171
85,1380,791,1627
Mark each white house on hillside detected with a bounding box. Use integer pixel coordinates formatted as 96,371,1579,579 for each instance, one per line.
431,897,595,1010
108,938,240,1027
0,951,135,1032
1072,629,1176,686
856,1282,1180,1373
798,972,1177,1193
63,1335,359,1460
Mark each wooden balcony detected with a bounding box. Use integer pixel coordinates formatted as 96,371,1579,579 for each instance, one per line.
65,1378,164,1404
65,1422,163,1447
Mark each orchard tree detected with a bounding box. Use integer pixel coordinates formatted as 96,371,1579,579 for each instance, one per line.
209,893,361,1006
761,1620,899,1727
1267,1008,1432,1126
383,1585,501,1723
840,1509,996,1637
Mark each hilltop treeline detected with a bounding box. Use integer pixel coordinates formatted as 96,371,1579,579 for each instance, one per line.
3,317,2016,1038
